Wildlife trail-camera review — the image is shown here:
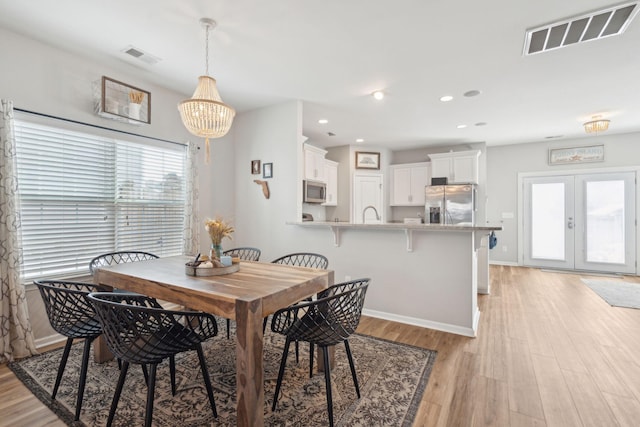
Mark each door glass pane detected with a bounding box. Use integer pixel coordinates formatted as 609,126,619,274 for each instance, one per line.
585,180,625,264
531,183,565,260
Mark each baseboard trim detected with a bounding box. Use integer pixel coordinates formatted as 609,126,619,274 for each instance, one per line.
35,333,65,350
489,260,519,266
362,308,477,338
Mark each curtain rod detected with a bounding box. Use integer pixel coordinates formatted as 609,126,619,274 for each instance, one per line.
14,108,187,147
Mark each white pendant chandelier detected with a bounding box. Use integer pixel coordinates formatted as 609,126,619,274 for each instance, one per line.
178,18,235,163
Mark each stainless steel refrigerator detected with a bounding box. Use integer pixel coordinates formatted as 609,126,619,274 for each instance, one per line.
425,184,476,225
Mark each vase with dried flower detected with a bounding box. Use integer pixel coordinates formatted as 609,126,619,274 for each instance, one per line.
205,217,234,261
128,90,144,120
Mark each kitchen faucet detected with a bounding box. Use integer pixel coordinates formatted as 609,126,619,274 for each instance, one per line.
362,205,381,224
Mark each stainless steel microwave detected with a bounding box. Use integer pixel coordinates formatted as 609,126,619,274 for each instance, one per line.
303,180,326,203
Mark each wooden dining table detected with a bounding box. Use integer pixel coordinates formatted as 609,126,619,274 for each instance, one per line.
93,255,333,427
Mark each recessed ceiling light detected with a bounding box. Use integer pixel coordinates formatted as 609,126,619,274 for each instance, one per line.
474,122,487,126
372,91,385,100
545,135,564,139
318,119,328,124
457,124,467,129
356,138,364,143
440,95,454,102
463,90,481,97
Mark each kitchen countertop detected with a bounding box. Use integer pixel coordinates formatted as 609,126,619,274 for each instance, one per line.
290,221,502,231
288,221,501,250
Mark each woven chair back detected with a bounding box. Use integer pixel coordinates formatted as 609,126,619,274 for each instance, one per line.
271,252,329,269
89,251,159,274
271,278,369,347
222,247,261,261
87,292,217,365
34,280,104,339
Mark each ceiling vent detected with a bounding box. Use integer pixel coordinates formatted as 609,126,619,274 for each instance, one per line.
524,2,639,55
121,45,161,65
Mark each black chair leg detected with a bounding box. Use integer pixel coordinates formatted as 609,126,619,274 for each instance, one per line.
272,337,292,411
321,346,335,427
52,337,73,399
196,343,218,418
74,337,95,420
107,360,129,427
295,340,299,363
141,364,149,385
262,316,268,333
170,355,176,396
344,340,360,398
226,319,231,339
144,364,157,427
309,342,315,378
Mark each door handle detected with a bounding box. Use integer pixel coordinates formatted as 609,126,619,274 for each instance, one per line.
567,217,574,229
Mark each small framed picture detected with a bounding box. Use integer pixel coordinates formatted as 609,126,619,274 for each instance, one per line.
251,160,261,174
355,151,380,169
263,162,273,178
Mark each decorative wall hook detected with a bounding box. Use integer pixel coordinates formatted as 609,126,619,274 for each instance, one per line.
253,180,270,199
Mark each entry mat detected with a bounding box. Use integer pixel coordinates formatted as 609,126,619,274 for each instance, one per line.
581,279,640,310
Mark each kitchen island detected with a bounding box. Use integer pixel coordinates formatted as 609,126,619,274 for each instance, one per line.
288,221,501,337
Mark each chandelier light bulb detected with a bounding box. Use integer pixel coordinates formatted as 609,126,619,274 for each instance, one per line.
583,115,610,134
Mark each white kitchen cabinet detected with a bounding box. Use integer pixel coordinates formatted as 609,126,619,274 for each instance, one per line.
428,150,480,184
322,160,338,206
303,143,327,182
390,162,430,206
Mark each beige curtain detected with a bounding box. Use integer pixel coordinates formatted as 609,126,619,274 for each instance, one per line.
182,141,201,256
0,99,37,362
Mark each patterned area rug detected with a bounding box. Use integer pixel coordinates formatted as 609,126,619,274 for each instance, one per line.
9,320,436,426
581,279,640,309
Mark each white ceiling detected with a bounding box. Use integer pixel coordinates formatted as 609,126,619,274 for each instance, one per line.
1,0,638,150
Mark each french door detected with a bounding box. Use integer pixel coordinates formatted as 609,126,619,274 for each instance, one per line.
523,172,636,274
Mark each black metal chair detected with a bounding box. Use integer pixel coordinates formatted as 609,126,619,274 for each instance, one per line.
221,247,262,338
34,280,105,421
271,252,329,362
270,278,369,427
222,247,261,262
271,252,329,269
87,292,219,427
89,251,159,275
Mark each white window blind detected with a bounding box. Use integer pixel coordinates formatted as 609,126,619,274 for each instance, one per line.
15,119,186,281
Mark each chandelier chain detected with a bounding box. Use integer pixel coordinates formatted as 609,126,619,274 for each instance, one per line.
205,24,210,75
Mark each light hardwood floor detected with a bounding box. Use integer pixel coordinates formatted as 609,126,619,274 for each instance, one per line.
2,265,640,426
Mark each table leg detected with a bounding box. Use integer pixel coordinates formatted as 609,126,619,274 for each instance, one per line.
93,336,113,363
317,345,335,372
236,298,264,427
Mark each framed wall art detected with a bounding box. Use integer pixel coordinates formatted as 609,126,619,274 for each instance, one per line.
355,151,380,169
548,145,604,165
100,76,150,124
251,160,261,174
263,162,273,178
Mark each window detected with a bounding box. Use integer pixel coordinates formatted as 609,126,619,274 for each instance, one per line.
15,119,186,281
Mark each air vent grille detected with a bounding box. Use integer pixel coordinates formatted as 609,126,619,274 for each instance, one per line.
121,45,161,65
524,2,639,55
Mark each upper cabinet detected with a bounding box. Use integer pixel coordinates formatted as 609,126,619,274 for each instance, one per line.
303,143,328,182
322,160,338,206
390,162,430,206
428,150,480,184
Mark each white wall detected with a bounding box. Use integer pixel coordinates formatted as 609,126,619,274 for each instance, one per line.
230,100,303,261
487,133,640,264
